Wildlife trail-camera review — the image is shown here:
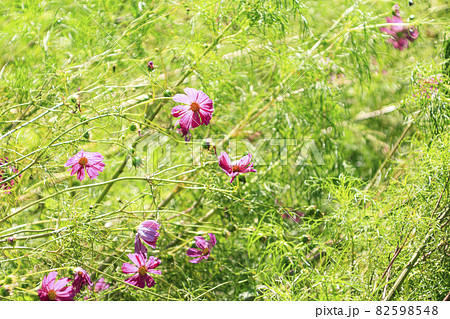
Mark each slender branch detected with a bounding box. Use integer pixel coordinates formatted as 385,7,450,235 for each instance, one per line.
383,172,450,300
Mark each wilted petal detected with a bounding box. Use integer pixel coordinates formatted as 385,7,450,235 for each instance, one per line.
134,234,147,255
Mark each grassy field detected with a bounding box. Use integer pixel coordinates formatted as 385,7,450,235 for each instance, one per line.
1,0,449,301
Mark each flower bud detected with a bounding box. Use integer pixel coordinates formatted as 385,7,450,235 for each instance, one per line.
163,89,172,97
129,123,137,132
147,61,154,71
201,138,214,150
7,236,16,247
132,156,143,168
392,4,400,16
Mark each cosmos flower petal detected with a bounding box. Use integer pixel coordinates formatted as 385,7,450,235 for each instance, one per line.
194,236,208,250
183,88,200,101
191,111,202,128
172,93,191,104
135,234,147,255
55,286,75,301
171,104,190,117
146,256,161,269
208,233,217,248
218,152,232,173
122,262,139,274
127,253,142,267
238,154,252,168
186,248,202,257
188,256,205,264
53,278,71,291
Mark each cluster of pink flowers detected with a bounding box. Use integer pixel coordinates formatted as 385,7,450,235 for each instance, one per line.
41,85,259,300
413,75,442,99
37,220,218,298
38,269,108,301
0,157,21,194
170,87,257,183
380,4,418,50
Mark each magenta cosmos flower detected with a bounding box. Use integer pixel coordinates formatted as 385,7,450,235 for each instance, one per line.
64,150,105,181
134,220,160,255
37,271,75,301
186,233,217,263
171,88,214,140
122,253,161,288
72,267,93,294
380,15,418,50
218,152,257,183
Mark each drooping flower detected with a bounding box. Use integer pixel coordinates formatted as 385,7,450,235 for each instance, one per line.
64,150,105,181
186,233,217,264
37,271,75,301
0,157,21,194
218,152,257,183
93,278,110,293
72,267,93,294
122,253,161,288
380,13,418,51
171,88,214,141
134,220,160,255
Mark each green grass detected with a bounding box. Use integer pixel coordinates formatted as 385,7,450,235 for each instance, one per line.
0,0,449,301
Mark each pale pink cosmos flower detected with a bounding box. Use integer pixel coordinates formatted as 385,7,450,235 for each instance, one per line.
64,150,105,181
72,267,93,294
134,220,160,255
171,88,214,140
186,233,217,263
93,278,110,293
37,271,75,301
122,253,161,288
218,152,257,183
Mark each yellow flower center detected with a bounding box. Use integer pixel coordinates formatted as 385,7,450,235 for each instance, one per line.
190,102,200,112
78,157,88,165
202,247,210,256
232,165,240,172
138,266,147,276
48,290,56,301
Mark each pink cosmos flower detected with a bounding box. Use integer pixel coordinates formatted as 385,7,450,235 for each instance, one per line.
122,253,161,288
380,15,418,51
171,88,214,140
134,220,160,255
0,157,21,194
186,233,217,263
37,271,75,301
93,278,110,293
72,267,93,294
218,152,257,183
64,150,105,181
